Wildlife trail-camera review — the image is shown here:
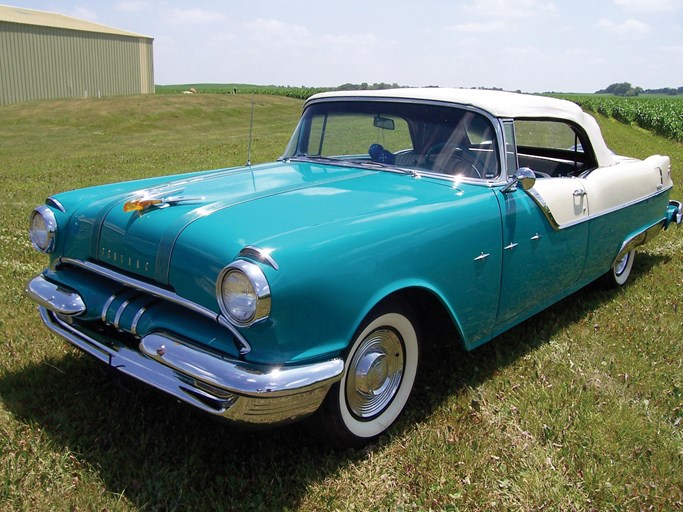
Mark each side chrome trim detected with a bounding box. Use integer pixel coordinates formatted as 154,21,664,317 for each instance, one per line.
591,185,673,220
38,307,344,425
58,258,252,354
520,185,673,231
613,218,667,266
523,187,560,230
25,275,85,316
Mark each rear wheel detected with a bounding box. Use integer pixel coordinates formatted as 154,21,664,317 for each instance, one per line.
602,249,635,288
315,302,419,448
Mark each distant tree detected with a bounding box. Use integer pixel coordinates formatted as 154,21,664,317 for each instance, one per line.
641,86,681,95
596,82,642,96
613,82,633,96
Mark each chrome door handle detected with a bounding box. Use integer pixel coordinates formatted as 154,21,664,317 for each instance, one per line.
474,252,490,261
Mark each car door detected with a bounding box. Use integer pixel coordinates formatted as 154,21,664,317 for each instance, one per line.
493,118,592,327
494,178,589,325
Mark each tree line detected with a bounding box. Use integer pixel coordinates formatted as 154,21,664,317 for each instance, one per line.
596,82,683,96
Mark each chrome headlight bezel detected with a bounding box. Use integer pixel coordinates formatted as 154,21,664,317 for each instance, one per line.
216,260,271,327
29,205,58,253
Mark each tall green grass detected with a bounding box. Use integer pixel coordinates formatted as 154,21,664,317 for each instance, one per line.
0,94,681,511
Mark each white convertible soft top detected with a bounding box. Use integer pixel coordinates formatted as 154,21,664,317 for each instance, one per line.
308,88,617,167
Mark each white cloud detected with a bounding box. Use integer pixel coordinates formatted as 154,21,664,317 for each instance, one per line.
613,0,683,11
241,19,311,47
238,19,388,57
68,6,98,21
320,33,392,55
114,1,150,12
448,20,507,33
209,32,237,45
598,18,651,35
464,0,557,18
163,8,228,24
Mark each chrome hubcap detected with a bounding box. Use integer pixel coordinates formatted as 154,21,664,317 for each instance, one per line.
346,328,404,419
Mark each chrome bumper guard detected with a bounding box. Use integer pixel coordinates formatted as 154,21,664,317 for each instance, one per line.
667,200,682,227
28,276,344,426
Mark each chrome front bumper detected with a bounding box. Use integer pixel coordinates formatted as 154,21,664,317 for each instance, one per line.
28,276,344,426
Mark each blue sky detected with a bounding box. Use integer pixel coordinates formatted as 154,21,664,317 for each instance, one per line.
9,0,683,92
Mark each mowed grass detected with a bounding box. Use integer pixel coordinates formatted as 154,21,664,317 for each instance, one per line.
1,94,682,511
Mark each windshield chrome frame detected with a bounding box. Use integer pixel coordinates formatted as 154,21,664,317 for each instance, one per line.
284,96,509,187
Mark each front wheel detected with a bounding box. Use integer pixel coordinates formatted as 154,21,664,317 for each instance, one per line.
314,303,419,448
602,249,635,288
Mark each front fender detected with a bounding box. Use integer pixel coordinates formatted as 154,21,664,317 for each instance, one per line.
238,186,503,364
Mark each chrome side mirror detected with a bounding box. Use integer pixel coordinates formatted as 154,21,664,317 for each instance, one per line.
502,167,536,193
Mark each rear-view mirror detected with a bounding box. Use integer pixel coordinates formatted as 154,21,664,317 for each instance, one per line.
373,115,395,131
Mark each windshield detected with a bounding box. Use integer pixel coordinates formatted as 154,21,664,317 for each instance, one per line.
282,100,500,179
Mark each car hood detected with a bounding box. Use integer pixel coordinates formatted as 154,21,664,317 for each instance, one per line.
61,161,458,288
81,162,363,280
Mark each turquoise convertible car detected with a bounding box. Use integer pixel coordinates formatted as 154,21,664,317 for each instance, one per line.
26,89,681,447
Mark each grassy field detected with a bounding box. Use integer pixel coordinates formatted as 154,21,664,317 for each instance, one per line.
1,93,682,511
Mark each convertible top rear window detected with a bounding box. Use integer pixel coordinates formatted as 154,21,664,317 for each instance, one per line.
283,100,501,180
514,119,598,177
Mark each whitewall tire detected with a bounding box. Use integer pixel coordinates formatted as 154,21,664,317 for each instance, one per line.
315,302,419,447
603,249,635,288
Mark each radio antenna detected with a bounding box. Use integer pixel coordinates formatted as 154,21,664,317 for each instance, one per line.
246,94,254,167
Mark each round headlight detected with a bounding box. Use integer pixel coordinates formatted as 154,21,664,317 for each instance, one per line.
29,206,57,253
217,260,271,327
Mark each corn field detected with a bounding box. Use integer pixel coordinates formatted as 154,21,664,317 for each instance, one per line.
564,95,683,143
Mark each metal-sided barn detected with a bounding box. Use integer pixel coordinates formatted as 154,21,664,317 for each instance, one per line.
0,4,154,104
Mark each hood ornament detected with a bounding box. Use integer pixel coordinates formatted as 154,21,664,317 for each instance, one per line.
123,194,204,213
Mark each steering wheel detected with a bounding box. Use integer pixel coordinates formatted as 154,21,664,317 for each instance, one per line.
425,143,481,178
